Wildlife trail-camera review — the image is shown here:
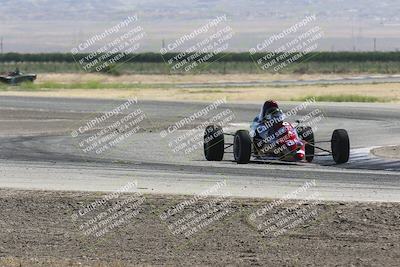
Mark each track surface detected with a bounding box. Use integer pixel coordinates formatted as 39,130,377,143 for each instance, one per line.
0,96,400,202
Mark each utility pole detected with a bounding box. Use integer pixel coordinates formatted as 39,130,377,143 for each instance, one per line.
0,37,3,54
373,38,377,51
351,14,355,51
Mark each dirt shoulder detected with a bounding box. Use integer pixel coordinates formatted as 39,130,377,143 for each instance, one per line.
0,82,400,103
0,189,399,266
1,73,400,103
372,145,400,160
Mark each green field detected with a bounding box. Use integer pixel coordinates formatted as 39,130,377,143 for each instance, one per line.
0,52,399,103
1,61,400,75
0,81,168,91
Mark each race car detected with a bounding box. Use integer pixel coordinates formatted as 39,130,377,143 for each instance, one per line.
203,119,350,165
0,69,37,85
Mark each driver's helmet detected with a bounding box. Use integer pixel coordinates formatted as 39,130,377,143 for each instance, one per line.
264,107,285,122
260,100,279,119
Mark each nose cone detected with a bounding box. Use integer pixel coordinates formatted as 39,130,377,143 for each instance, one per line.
296,150,305,161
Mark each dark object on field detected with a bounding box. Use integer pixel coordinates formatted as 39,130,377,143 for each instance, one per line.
0,68,37,85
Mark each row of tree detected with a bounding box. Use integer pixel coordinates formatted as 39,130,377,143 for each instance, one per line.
0,52,399,63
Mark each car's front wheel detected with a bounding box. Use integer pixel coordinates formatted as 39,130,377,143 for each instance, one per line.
204,125,224,161
233,130,252,164
331,129,350,164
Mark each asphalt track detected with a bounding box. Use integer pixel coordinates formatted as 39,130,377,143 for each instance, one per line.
0,96,399,202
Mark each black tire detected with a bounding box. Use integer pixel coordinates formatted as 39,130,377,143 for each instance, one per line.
297,126,315,162
0,77,7,84
331,129,350,164
233,130,252,164
204,125,224,161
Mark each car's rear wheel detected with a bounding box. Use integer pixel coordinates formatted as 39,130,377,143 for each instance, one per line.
204,125,224,161
0,77,7,84
297,126,315,162
331,129,350,164
233,130,252,164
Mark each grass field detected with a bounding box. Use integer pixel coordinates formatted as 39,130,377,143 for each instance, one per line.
0,73,399,103
2,52,400,101
2,61,400,75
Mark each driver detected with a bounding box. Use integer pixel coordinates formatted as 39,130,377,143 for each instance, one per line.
250,100,286,153
10,68,20,76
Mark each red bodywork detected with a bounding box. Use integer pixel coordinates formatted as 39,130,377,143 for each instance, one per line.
271,121,305,161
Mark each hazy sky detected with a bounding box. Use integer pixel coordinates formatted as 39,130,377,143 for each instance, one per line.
1,0,400,52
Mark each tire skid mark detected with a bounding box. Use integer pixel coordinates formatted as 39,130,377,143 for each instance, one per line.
318,147,400,172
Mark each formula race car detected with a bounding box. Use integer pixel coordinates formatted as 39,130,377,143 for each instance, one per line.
0,69,37,85
203,120,350,165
